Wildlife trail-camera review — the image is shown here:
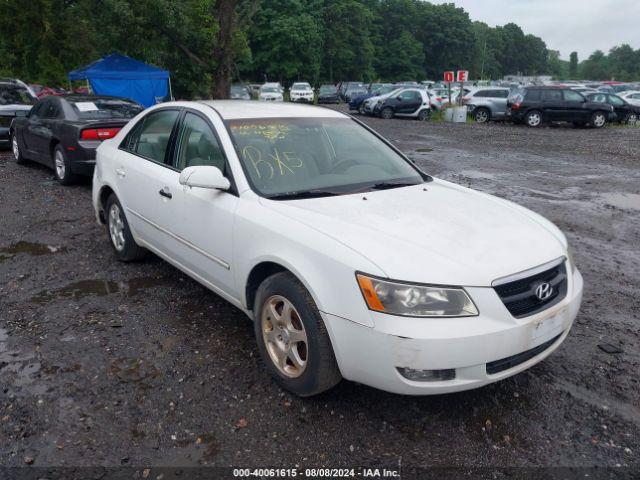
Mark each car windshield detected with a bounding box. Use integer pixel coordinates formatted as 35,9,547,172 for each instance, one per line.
320,86,337,93
0,86,35,105
231,86,248,94
292,84,310,91
349,88,367,95
374,86,396,95
261,87,279,93
70,98,143,119
227,117,424,198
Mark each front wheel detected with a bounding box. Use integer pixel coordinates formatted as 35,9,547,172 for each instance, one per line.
254,272,341,397
590,111,607,129
380,107,394,120
624,112,637,126
105,194,146,262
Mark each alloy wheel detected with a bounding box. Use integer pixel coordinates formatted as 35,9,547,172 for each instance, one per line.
54,150,66,179
12,137,19,160
527,112,541,127
593,113,606,128
475,109,489,123
261,295,308,378
108,203,126,252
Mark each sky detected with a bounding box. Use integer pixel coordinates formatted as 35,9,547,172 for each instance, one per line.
429,0,640,60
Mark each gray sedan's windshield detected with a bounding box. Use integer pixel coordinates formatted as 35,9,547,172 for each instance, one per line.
227,117,424,198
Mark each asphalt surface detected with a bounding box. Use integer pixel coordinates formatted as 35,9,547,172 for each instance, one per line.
1,111,639,476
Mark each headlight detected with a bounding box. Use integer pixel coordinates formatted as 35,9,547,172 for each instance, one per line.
356,273,479,317
566,245,577,272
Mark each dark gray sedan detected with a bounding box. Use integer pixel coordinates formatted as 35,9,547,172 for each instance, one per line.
10,95,143,185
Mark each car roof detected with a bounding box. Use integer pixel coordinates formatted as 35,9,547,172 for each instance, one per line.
60,94,137,103
199,100,346,120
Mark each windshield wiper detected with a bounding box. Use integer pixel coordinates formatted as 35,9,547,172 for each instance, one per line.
367,181,422,191
267,189,342,200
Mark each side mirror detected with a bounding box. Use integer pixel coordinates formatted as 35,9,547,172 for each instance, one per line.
179,166,230,191
396,96,403,101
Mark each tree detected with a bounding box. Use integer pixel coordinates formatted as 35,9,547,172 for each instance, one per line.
569,51,578,78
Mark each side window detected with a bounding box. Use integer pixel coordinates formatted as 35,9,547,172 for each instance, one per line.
174,112,226,173
542,90,563,101
591,94,606,103
525,90,541,101
563,90,585,102
400,90,420,101
42,101,60,119
609,95,624,106
498,90,510,98
473,90,487,98
121,120,145,152
29,102,46,119
134,110,180,163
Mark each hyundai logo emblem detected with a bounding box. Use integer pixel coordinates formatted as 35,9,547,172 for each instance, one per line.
535,282,553,301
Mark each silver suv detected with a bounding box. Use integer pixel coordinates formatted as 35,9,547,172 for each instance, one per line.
463,87,511,123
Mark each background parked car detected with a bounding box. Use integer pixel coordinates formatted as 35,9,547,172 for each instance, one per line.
30,84,67,99
619,91,640,107
11,94,143,184
338,81,362,101
230,84,251,100
362,88,403,115
317,84,339,104
586,92,639,125
259,83,283,101
0,78,37,149
463,87,511,123
374,88,431,120
506,87,615,128
342,84,368,103
349,84,395,114
289,82,314,103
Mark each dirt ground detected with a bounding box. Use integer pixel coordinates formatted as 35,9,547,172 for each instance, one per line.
1,110,639,477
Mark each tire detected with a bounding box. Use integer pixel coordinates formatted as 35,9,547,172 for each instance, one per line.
624,112,637,126
380,107,394,120
474,107,490,124
12,134,26,164
53,144,78,185
105,193,146,262
590,111,607,129
253,272,341,397
417,109,430,121
358,103,365,115
525,110,543,127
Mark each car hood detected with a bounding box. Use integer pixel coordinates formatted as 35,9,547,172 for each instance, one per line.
260,181,566,286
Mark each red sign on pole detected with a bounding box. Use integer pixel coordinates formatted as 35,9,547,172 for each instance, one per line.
443,71,454,83
456,70,469,82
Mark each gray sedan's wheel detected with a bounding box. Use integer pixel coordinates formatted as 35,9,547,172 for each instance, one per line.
254,272,341,397
590,111,607,129
380,107,394,119
474,107,490,123
12,135,25,164
53,145,78,185
525,110,542,127
105,194,146,262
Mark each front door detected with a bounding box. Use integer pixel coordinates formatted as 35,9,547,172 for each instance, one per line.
396,90,422,114
169,110,239,296
562,89,589,122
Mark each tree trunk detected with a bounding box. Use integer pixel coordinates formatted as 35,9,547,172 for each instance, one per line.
212,0,237,99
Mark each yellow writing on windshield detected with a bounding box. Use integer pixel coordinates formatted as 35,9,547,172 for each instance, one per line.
242,146,305,179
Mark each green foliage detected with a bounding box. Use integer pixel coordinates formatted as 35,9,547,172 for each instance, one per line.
1,0,638,99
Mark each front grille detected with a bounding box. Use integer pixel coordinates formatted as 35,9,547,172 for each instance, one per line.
486,332,563,375
0,115,13,128
494,261,567,318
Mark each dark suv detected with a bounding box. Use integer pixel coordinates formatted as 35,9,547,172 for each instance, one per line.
506,87,615,128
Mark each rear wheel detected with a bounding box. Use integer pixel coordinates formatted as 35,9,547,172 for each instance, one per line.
105,193,146,262
254,272,341,397
12,134,25,164
624,112,637,126
417,109,430,121
590,111,607,129
525,110,543,127
53,145,78,185
474,107,490,123
358,103,365,115
380,107,394,120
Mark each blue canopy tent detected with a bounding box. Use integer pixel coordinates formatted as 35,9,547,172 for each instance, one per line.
68,53,171,108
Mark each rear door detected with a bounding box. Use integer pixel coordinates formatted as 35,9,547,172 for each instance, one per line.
115,108,182,255
488,89,509,117
541,89,565,120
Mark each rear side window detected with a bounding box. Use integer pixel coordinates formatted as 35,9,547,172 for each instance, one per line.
563,90,585,102
524,90,541,101
542,90,562,101
134,110,180,163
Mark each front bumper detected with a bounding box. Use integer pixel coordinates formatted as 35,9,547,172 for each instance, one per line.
291,96,313,103
322,268,583,395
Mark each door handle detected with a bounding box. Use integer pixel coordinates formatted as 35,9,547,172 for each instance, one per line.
158,187,172,199
115,168,126,178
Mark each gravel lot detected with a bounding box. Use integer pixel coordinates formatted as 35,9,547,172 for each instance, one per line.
1,111,639,476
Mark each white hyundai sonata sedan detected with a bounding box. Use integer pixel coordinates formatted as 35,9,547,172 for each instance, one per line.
92,101,583,397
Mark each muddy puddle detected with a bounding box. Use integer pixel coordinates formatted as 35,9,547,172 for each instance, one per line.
0,241,65,263
600,192,640,210
32,276,169,303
